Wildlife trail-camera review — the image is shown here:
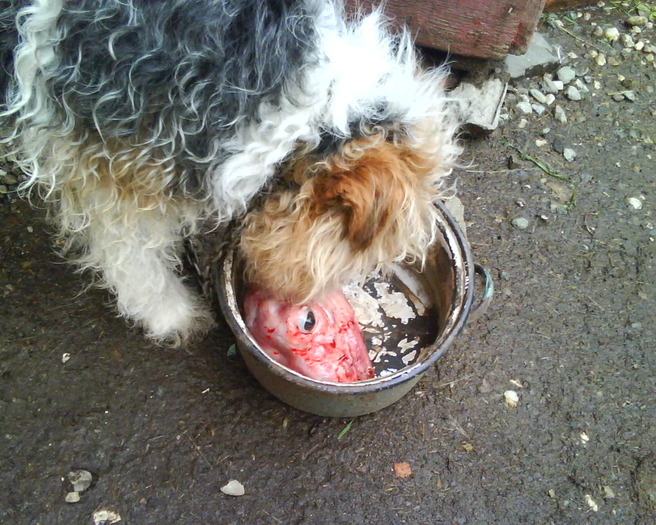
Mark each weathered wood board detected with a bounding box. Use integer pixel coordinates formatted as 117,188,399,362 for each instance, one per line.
345,0,547,59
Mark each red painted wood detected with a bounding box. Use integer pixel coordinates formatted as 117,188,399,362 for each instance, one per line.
544,0,598,11
345,0,547,59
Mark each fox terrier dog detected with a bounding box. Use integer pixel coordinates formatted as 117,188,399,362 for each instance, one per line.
0,0,460,343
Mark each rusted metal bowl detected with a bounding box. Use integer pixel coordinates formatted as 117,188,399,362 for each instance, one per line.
216,200,491,417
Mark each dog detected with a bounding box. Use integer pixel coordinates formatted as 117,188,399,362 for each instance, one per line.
0,0,460,344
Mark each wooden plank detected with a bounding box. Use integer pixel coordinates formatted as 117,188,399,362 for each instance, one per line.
544,0,599,11
345,0,547,59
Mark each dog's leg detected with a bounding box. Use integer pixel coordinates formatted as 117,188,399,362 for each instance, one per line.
49,144,215,344
77,196,214,344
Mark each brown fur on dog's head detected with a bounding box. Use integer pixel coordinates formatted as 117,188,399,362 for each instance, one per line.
239,130,454,303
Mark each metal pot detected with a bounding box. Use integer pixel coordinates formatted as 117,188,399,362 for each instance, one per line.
216,200,492,417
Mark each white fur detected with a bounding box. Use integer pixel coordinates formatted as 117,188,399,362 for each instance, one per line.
3,0,459,342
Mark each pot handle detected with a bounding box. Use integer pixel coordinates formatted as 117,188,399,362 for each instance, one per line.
469,264,494,322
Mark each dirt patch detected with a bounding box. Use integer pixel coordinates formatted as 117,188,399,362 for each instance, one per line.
1,4,655,524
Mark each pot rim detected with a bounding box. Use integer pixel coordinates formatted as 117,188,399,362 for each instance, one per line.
216,200,475,396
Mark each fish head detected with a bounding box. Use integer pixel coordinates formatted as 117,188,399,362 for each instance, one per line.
243,288,374,383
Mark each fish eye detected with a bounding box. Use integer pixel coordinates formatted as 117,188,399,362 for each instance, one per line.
297,308,316,333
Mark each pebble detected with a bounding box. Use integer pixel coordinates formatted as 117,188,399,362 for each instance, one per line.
620,34,636,48
65,492,81,504
1,173,17,185
551,137,566,154
544,93,556,106
554,106,568,123
563,148,577,162
532,104,546,116
530,88,547,104
626,16,648,27
0,185,7,194
542,77,562,93
221,479,245,496
516,101,533,114
565,86,582,101
92,510,122,525
503,390,520,408
68,469,93,492
603,27,620,42
511,217,529,230
596,53,607,66
557,66,577,84
627,197,643,210
585,494,599,512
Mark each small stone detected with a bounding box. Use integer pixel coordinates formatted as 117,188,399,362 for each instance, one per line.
542,76,561,93
557,66,577,84
393,462,413,478
626,16,648,27
554,105,567,123
530,88,547,104
92,510,122,524
535,139,548,147
0,184,8,194
635,41,645,52
221,480,245,496
503,390,519,408
62,353,71,363
516,101,533,114
532,104,546,116
544,94,556,105
518,118,528,129
596,53,607,66
551,137,566,154
585,494,599,512
603,486,616,499
1,173,18,185
603,27,620,42
624,91,637,102
65,492,80,504
68,469,93,492
607,56,621,66
511,217,529,230
563,148,577,162
620,34,636,48
627,197,643,210
565,86,582,101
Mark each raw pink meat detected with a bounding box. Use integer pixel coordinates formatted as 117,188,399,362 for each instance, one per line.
243,288,374,383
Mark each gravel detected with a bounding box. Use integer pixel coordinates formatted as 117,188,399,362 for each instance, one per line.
511,217,529,230
556,66,577,84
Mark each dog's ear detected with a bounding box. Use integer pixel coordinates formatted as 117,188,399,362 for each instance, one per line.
309,138,435,252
